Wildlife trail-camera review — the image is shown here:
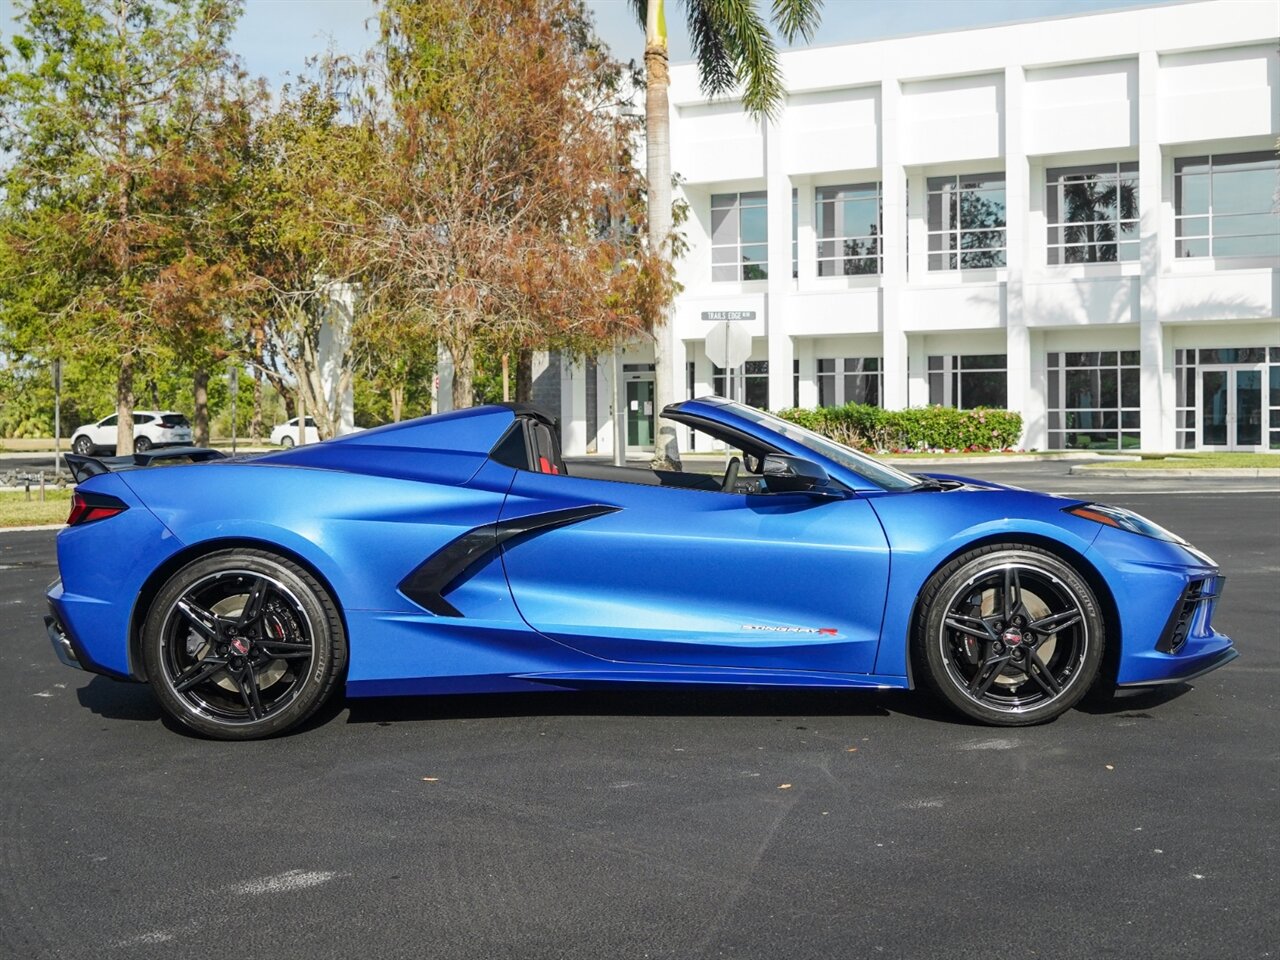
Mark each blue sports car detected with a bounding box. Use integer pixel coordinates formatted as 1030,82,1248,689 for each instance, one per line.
44,397,1237,740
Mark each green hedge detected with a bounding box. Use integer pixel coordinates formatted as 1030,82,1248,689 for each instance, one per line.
775,404,1023,453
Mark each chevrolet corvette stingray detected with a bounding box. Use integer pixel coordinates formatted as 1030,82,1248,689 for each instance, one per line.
44,397,1237,739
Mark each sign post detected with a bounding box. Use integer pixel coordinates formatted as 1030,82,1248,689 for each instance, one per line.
51,359,62,477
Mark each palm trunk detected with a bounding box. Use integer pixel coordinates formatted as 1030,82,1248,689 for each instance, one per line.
390,385,404,422
193,369,210,446
451,339,474,410
116,353,136,456
645,0,680,469
515,349,533,403
250,366,264,441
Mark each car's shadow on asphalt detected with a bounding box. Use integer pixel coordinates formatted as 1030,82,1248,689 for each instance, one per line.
76,674,163,722
340,687,957,727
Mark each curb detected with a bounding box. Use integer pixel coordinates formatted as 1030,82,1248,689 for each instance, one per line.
1069,466,1280,478
0,523,64,533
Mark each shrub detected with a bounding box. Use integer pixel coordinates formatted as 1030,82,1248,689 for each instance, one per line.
774,404,1022,452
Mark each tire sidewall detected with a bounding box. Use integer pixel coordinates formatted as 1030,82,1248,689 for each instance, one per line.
917,546,1104,726
142,550,345,740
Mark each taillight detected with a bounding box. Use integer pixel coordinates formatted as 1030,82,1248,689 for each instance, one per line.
67,491,128,526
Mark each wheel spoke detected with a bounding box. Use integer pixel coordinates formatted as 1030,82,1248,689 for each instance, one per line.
173,657,228,693
1025,650,1062,696
1003,566,1023,620
969,653,1012,697
233,666,266,720
1029,609,1082,635
238,578,270,628
945,613,998,642
176,599,221,641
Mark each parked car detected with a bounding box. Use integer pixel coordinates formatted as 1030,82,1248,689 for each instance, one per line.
270,417,320,447
46,398,1236,740
70,411,193,455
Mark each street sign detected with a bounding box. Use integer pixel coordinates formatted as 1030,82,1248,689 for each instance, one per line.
700,310,756,322
227,366,239,397
51,359,62,392
704,321,752,371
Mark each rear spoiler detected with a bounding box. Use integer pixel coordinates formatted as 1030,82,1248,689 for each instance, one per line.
64,447,229,484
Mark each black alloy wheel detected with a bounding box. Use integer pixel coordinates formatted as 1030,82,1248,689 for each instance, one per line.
134,436,153,452
916,544,1104,725
143,550,345,740
72,436,93,455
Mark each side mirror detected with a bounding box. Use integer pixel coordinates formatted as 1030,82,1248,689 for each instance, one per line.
760,454,838,496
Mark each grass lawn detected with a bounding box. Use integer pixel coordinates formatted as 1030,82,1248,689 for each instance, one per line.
1079,452,1280,469
0,488,71,527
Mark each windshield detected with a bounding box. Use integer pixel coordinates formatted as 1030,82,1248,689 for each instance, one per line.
725,404,924,491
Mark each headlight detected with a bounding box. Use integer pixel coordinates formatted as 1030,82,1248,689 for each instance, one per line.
1064,502,1187,544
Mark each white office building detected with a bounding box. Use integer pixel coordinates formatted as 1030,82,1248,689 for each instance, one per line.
540,0,1279,456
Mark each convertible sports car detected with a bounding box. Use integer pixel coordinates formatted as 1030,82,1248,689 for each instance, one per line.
44,398,1237,740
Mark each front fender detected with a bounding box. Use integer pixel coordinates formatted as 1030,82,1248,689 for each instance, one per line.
865,489,1104,678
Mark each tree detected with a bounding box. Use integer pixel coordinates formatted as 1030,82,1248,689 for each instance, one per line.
629,0,822,467
0,0,239,455
229,57,383,440
367,0,672,411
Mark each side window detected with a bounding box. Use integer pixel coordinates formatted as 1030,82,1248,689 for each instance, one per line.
134,414,153,424
101,416,118,427
305,417,317,428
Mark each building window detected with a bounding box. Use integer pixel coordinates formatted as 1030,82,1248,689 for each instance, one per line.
817,357,883,407
927,173,1006,270
792,358,799,407
711,191,768,281
1047,351,1140,451
928,354,1007,409
816,183,881,276
713,360,769,409
1046,162,1138,264
1175,152,1280,259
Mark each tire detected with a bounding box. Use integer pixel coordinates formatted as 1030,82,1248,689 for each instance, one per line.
280,435,295,448
134,436,153,452
914,544,1104,726
72,436,93,455
142,550,346,740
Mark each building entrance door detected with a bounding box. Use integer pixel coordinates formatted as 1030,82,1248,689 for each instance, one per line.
625,377,655,450
1199,365,1266,451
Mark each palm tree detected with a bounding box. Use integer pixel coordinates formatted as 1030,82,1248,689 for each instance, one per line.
630,0,822,468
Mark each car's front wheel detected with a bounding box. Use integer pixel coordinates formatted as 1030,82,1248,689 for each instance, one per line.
142,550,346,740
72,436,93,455
915,544,1103,726
279,435,295,448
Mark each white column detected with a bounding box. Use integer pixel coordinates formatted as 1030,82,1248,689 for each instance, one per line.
796,178,816,286
434,344,453,414
880,78,908,410
560,355,587,456
1138,50,1167,451
765,117,794,411
1004,65,1032,448
795,338,818,407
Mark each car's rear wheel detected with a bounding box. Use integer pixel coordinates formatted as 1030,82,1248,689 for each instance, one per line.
134,436,153,452
142,550,346,740
72,436,93,455
915,544,1103,726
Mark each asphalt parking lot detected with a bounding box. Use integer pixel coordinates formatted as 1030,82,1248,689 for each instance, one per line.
1,463,1276,960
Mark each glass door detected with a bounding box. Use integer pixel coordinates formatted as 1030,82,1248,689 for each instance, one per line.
625,378,654,450
1199,365,1266,451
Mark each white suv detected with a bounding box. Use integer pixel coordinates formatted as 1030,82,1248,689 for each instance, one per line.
71,411,194,455
270,416,320,447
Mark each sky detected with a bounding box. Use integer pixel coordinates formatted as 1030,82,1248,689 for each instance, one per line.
3,0,1187,90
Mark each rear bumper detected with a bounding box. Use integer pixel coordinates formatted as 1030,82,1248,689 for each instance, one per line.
45,606,81,669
